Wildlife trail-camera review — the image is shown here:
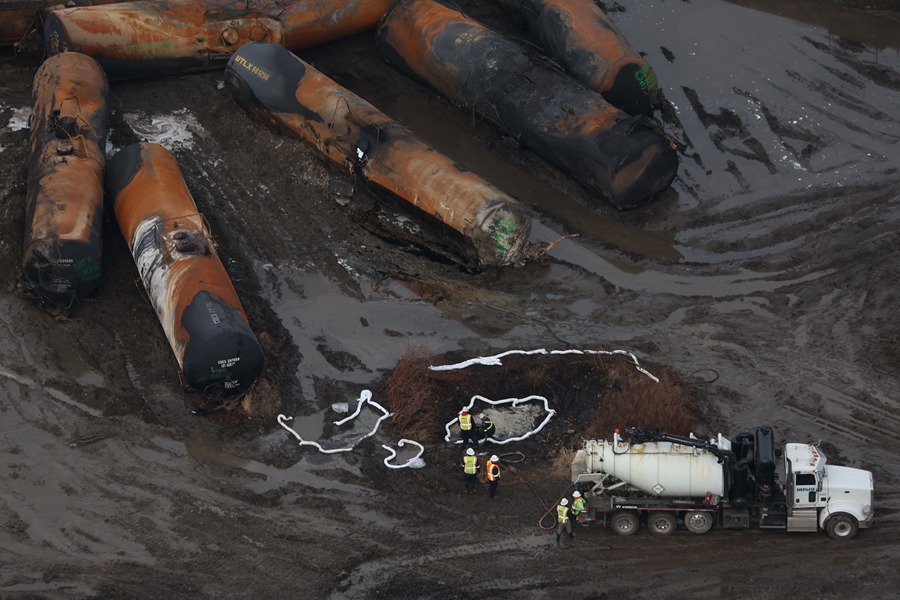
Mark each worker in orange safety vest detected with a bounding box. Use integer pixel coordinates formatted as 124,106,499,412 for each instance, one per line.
462,447,479,492
486,454,500,499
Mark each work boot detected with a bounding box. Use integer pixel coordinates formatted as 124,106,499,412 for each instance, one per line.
555,534,560,546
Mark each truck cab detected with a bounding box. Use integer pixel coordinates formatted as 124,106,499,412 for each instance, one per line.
784,443,874,539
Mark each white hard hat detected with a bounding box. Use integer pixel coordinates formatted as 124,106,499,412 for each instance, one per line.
573,491,581,498
466,448,475,456
490,455,499,462
561,498,569,506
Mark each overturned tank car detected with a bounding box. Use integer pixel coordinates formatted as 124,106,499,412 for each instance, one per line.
21,52,109,314
515,0,662,116
105,142,264,398
0,0,129,49
226,41,532,268
376,0,679,210
43,0,395,80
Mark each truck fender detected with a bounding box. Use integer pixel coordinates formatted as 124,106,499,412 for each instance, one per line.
818,502,865,529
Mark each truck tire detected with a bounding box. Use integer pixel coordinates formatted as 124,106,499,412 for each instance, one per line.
610,511,640,536
684,511,714,534
647,512,676,535
825,514,859,540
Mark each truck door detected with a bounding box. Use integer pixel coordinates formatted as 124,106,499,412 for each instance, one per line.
793,473,818,509
787,472,820,532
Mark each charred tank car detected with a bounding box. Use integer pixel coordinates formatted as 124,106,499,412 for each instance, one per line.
21,52,109,314
105,142,264,399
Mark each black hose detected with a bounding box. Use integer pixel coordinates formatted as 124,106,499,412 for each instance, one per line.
505,463,574,531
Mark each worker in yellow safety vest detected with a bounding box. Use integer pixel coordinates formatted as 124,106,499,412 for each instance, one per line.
479,415,495,442
462,447,479,492
556,498,574,545
571,490,586,525
486,454,500,499
459,410,475,445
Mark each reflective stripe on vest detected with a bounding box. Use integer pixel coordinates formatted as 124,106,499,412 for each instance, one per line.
557,504,569,523
464,455,478,474
460,413,472,430
487,461,499,481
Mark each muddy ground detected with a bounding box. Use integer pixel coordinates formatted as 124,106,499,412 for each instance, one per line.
1,0,900,598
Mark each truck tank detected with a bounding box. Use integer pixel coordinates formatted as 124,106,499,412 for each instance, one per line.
576,433,732,497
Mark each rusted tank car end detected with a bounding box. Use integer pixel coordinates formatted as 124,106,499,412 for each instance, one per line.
105,142,264,398
521,0,661,116
377,0,678,210
21,52,109,314
43,0,395,81
225,42,532,268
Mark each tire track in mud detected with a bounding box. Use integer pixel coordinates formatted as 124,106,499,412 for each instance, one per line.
329,533,552,598
783,382,900,446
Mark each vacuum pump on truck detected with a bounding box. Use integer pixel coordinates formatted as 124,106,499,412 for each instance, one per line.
571,426,874,540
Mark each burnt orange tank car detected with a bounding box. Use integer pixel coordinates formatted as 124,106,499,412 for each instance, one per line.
0,0,127,48
518,0,661,116
105,142,264,397
21,52,109,314
376,0,678,210
225,42,532,268
43,0,395,80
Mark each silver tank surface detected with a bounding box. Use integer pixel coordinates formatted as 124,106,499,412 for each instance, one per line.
577,432,731,497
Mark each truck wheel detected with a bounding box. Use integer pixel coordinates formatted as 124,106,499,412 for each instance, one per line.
825,514,859,540
647,512,676,535
684,511,713,534
610,511,640,536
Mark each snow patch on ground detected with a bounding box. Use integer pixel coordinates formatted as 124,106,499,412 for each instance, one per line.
123,108,203,151
8,106,31,132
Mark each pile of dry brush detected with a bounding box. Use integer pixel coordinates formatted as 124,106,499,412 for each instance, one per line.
379,347,700,444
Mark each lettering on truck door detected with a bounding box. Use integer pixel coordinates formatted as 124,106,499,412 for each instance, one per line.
794,472,818,509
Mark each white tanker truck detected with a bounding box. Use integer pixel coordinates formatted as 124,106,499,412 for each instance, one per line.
571,426,874,540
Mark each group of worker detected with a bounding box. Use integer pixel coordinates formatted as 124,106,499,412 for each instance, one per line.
460,409,501,497
555,491,586,545
458,409,495,445
461,448,501,498
458,408,587,546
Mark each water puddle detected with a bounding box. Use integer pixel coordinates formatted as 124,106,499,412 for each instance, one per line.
164,433,374,496
724,0,900,50
611,0,900,205
0,367,103,417
534,221,833,297
46,334,105,388
258,266,478,397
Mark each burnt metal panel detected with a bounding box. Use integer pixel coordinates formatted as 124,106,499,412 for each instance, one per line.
518,0,661,116
105,142,264,397
43,0,395,80
21,52,109,314
376,0,679,210
226,41,532,268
